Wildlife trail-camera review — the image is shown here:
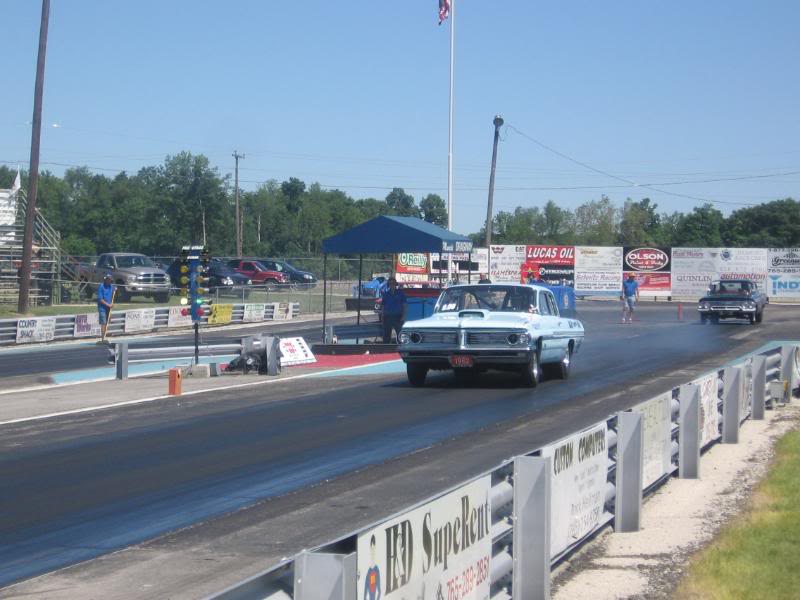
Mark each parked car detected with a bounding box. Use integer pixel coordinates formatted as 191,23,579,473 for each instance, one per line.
398,283,584,387
226,259,288,290
166,258,252,295
698,279,768,324
352,274,389,298
79,253,171,302
256,259,317,288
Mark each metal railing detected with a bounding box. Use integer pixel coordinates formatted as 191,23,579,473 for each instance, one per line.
208,343,798,600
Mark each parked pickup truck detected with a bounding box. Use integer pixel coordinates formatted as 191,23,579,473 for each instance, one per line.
79,253,171,302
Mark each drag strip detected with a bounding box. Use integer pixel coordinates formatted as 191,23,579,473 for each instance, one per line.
0,303,796,592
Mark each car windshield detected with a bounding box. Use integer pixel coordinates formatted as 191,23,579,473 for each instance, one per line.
710,282,750,294
435,285,536,313
115,255,155,268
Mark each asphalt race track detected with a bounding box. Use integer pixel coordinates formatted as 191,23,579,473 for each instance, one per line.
1,302,798,598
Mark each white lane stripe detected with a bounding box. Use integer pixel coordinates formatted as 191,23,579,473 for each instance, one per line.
0,359,402,426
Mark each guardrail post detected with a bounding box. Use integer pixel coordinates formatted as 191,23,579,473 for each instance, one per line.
261,334,281,376
781,345,798,402
513,455,551,600
324,325,334,344
722,366,743,443
241,335,255,356
752,356,767,420
294,551,356,600
679,383,701,479
116,342,128,380
615,411,643,532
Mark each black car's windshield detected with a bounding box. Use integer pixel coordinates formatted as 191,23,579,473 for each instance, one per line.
710,281,750,295
115,255,155,268
435,285,536,313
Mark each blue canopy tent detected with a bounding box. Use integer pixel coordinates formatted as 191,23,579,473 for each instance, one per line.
321,216,474,339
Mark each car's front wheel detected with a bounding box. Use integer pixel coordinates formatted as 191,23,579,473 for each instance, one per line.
407,363,428,387
520,351,540,388
755,309,764,323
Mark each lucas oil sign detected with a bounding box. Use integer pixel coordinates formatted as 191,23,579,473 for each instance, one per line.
357,476,491,600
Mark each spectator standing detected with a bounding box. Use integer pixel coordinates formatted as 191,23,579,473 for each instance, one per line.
97,273,115,337
621,274,640,323
380,277,407,343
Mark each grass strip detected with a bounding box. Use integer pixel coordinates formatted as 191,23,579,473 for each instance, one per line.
676,430,800,600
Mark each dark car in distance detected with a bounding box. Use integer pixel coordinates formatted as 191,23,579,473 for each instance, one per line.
255,259,317,288
697,279,768,324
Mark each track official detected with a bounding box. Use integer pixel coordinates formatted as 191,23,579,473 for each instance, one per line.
97,274,115,337
380,277,407,343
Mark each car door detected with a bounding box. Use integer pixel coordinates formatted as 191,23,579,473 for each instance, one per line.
239,261,258,280
537,290,558,362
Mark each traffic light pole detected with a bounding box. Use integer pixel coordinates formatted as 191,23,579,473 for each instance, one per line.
194,322,199,365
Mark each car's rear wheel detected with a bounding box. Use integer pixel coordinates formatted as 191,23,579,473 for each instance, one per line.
520,351,540,388
264,278,279,291
756,309,764,323
407,363,428,387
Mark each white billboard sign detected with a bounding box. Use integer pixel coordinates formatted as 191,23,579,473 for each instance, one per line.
632,392,673,488
73,312,102,338
124,308,156,333
693,373,720,447
242,303,266,323
16,316,56,344
671,248,719,298
718,248,768,286
279,337,316,366
167,306,193,328
357,476,492,600
574,246,623,294
541,421,608,557
488,245,526,283
767,248,800,299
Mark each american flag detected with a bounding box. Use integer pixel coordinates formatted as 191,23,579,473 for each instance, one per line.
438,0,450,25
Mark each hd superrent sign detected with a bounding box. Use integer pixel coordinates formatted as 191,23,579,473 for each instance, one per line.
357,476,492,600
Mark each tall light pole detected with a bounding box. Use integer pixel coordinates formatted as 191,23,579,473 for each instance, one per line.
232,150,245,256
484,115,503,249
17,0,50,313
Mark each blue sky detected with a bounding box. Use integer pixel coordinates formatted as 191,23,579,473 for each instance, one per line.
3,0,799,235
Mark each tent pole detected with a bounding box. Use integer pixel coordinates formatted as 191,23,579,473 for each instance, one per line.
322,253,328,342
356,255,363,344
468,251,472,283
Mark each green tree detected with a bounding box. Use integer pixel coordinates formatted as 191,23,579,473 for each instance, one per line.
280,177,306,214
385,188,420,218
573,196,618,245
723,198,800,247
619,198,661,246
672,204,725,247
420,193,448,227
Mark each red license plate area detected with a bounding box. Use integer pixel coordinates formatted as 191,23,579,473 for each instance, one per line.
450,355,474,368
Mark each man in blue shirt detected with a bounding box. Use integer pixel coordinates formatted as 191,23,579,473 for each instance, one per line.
621,274,640,323
97,273,115,337
380,277,407,343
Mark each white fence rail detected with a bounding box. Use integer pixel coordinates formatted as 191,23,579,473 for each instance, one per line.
208,343,799,600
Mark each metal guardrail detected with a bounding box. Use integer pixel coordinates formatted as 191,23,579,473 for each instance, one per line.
0,302,301,347
208,343,798,600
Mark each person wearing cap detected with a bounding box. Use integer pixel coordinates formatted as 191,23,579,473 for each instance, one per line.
380,277,407,343
621,273,640,323
97,274,115,336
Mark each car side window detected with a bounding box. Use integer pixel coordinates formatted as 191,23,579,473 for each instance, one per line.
538,292,552,315
546,292,559,317
97,255,109,269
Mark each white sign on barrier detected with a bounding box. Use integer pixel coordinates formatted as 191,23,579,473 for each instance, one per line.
767,248,800,299
489,245,526,283
718,247,768,287
574,246,623,294
541,421,608,557
694,372,720,447
16,316,56,344
124,308,156,333
356,476,492,600
632,392,673,488
73,312,101,338
242,303,266,323
671,248,719,299
279,337,316,366
167,306,193,328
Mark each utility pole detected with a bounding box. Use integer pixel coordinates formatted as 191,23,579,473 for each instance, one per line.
18,0,50,314
232,150,245,257
484,115,503,249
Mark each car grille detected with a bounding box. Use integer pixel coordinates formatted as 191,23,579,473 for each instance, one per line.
466,331,515,346
710,303,742,310
420,331,458,344
138,274,167,284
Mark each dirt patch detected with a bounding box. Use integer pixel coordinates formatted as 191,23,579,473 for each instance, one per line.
552,404,800,600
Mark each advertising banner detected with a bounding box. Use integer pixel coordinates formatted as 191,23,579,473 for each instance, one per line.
717,248,768,286
523,245,575,285
431,249,489,279
574,246,623,295
623,247,672,296
632,392,673,488
671,248,719,299
208,304,233,325
267,302,292,320
767,248,800,299
395,253,429,276
124,308,156,333
489,245,526,283
242,303,266,323
167,306,193,328
73,313,102,338
357,476,492,600
16,316,56,344
279,337,316,366
694,372,721,447
541,421,608,557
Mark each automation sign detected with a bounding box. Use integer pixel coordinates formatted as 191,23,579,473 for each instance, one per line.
357,476,492,600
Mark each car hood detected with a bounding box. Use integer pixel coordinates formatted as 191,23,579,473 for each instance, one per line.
406,310,538,329
700,294,753,302
124,267,167,276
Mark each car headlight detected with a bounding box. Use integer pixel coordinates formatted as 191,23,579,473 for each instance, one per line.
303,274,313,280
247,279,252,285
745,302,755,309
507,332,530,345
224,277,234,285
699,302,710,310
126,275,137,282
399,332,410,344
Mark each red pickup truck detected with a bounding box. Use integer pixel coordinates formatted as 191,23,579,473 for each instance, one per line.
227,259,288,290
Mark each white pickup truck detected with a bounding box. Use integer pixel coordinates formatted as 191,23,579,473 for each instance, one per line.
79,253,171,302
